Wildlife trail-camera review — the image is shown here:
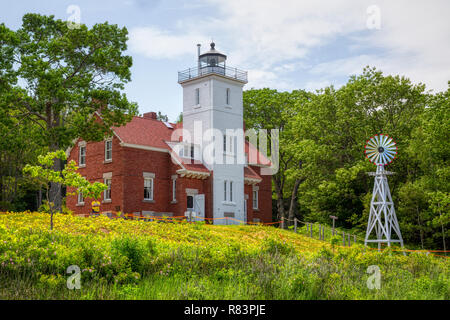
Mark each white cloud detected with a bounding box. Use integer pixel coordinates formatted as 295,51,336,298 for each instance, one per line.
129,27,205,59
129,0,450,92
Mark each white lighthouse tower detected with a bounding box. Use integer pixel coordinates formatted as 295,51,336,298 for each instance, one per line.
178,42,248,224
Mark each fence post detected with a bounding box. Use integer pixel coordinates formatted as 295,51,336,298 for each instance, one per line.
319,225,322,240
322,226,325,241
342,232,346,246
348,233,351,246
310,223,313,238
294,218,297,233
281,217,284,229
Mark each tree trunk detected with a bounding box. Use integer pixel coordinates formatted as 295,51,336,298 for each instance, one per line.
438,204,446,254
47,105,63,213
287,178,302,226
49,158,62,212
416,205,424,249
273,176,285,227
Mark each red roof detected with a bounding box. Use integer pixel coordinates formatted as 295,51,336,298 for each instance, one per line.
244,166,262,180
111,116,270,172
113,116,177,150
245,141,271,167
183,162,211,173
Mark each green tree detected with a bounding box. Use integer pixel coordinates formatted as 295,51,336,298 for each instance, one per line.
292,67,428,232
23,150,107,230
0,102,46,211
243,88,312,225
156,111,169,122
0,13,138,211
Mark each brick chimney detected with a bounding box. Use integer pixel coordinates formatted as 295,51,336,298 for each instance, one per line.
143,112,157,120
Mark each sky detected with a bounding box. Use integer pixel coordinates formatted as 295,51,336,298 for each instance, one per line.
1,0,449,121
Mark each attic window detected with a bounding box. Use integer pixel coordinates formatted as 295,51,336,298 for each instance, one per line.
180,144,194,159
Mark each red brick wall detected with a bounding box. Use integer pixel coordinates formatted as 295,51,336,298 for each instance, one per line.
66,135,125,215
121,147,171,214
66,139,272,223
248,166,273,223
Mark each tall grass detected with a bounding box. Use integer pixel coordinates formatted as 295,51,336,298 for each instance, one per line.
0,212,448,300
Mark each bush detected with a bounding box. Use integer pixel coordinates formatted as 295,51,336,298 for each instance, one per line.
262,237,295,256
111,236,156,274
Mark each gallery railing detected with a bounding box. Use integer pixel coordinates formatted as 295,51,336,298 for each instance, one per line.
178,65,248,83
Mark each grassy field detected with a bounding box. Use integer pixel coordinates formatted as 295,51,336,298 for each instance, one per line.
0,212,448,300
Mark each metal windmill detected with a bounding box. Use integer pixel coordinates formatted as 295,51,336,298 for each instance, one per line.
364,134,404,249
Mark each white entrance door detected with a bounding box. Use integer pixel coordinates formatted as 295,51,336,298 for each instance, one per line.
194,194,205,222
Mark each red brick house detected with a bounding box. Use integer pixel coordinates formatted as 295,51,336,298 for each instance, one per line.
66,43,273,224
66,112,272,223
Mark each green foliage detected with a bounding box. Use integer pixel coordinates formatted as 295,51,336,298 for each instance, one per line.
22,150,107,229
23,150,107,202
262,237,295,256
111,236,156,274
244,67,449,250
0,13,138,149
0,212,448,300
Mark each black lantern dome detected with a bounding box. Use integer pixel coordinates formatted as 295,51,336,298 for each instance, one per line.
199,42,227,67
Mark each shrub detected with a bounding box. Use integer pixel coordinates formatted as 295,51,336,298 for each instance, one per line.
111,236,156,274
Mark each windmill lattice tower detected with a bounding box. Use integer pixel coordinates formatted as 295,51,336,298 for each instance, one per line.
364,134,404,249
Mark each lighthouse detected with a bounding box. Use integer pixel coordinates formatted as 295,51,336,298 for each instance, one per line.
178,42,248,224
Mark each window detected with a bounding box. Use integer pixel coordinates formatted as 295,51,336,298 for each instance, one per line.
104,178,112,201
224,180,234,202
144,178,153,200
230,181,233,202
226,88,230,105
229,136,234,154
77,191,84,204
79,145,86,166
223,134,234,155
172,178,177,202
224,181,227,201
195,88,200,105
187,195,194,210
105,139,112,161
181,144,194,159
253,190,258,209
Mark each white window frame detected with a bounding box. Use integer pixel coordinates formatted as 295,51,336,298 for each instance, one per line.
105,139,112,162
223,180,235,204
223,133,234,155
77,191,84,205
224,180,227,201
253,188,259,210
143,172,155,201
79,144,86,167
182,144,194,159
103,178,112,201
230,181,233,202
172,176,177,202
195,88,200,105
223,135,227,153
